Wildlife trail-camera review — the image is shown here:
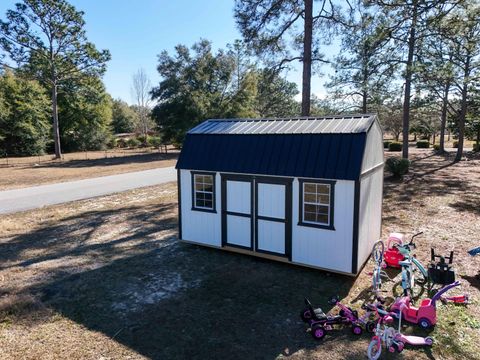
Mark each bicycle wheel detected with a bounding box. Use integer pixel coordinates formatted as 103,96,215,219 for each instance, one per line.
412,262,428,285
367,339,382,360
402,269,413,296
372,240,385,264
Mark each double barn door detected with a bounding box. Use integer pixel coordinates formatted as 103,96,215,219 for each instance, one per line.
221,175,292,258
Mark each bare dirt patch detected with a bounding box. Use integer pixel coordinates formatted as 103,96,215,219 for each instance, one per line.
0,149,479,359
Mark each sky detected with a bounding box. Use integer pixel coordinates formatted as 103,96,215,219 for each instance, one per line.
0,0,332,104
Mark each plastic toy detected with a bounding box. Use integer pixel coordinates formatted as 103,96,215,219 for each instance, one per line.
428,248,456,285
329,295,390,334
468,246,480,256
300,296,388,340
440,293,469,304
367,305,433,360
300,298,353,340
389,281,461,329
384,233,405,268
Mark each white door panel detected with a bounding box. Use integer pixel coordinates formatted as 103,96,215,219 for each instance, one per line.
226,215,251,248
227,180,251,214
257,219,285,254
257,183,285,219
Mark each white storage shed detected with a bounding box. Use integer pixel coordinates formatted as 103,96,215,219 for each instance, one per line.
175,114,384,275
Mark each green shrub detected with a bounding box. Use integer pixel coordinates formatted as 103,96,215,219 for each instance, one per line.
453,141,458,148
383,140,392,149
386,157,410,178
107,137,118,149
127,137,141,148
116,138,127,148
149,136,163,147
433,144,440,151
388,142,402,152
416,140,430,148
473,143,480,152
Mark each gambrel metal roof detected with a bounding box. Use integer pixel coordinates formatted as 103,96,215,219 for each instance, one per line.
188,114,375,135
176,115,379,181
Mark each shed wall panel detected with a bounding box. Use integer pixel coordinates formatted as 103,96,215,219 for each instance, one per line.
180,170,221,247
291,179,355,273
357,169,383,269
362,121,384,172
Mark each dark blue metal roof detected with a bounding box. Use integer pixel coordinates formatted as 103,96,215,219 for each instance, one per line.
176,115,376,180
177,135,366,181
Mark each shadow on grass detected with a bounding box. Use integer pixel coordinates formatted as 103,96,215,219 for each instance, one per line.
26,243,363,359
0,202,177,269
30,152,178,170
1,201,366,359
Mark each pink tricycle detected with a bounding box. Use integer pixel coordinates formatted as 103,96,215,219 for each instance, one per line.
389,280,461,329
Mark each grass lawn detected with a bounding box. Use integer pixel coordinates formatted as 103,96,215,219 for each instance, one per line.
0,149,479,359
0,150,178,191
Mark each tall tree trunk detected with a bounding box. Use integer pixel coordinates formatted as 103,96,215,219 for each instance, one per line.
439,83,450,153
301,0,313,116
362,90,367,113
51,84,61,159
401,1,418,159
456,57,470,162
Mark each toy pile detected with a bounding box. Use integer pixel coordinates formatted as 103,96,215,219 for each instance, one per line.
300,231,469,360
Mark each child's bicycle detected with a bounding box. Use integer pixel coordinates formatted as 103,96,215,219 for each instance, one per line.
370,240,391,296
394,232,429,295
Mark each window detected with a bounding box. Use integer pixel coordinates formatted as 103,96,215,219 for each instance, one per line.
299,180,335,229
192,172,215,212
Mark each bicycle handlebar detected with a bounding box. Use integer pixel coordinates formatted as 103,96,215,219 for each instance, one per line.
409,231,423,245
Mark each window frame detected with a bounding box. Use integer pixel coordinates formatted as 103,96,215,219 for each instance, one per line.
191,171,217,213
298,179,335,230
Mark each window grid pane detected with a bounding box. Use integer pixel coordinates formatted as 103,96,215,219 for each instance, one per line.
303,182,331,225
194,174,214,210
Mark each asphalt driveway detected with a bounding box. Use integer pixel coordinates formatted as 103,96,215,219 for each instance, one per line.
0,166,176,214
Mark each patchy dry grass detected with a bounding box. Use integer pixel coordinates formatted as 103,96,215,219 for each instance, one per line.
0,149,479,359
0,151,178,190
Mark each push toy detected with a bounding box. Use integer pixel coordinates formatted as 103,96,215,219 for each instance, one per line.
389,281,461,329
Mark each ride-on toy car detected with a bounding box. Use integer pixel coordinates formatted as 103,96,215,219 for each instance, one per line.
389,281,461,328
384,233,405,268
300,298,353,340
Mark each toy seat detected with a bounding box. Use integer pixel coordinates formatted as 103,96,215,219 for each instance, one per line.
312,308,327,321
387,233,404,248
420,298,431,307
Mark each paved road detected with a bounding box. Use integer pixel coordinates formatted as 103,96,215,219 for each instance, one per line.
0,166,177,214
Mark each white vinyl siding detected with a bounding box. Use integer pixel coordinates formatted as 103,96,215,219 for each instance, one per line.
292,179,354,273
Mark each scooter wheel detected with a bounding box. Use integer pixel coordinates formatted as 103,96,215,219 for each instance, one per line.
396,341,404,353
425,337,434,346
311,324,326,340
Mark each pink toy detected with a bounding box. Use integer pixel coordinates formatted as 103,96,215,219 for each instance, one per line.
384,233,405,268
389,281,461,329
367,305,433,360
